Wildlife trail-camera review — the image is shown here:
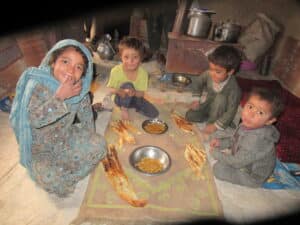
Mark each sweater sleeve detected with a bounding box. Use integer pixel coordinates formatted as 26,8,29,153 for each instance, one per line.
106,65,119,88
210,133,274,169
215,78,241,129
76,93,95,132
28,84,69,128
190,71,209,95
218,137,233,149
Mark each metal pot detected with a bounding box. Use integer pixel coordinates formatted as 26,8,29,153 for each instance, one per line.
96,34,116,60
186,9,216,38
213,22,242,43
172,74,192,87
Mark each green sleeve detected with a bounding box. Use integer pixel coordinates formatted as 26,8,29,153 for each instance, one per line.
215,78,242,129
190,70,209,94
106,65,121,88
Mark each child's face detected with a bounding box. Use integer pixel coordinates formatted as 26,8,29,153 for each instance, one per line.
120,48,141,72
52,47,85,83
241,94,276,129
208,62,234,83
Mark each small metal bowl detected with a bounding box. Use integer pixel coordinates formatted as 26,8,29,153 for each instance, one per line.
129,146,171,176
172,74,192,87
142,118,168,134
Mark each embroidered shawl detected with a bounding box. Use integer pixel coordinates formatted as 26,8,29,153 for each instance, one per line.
9,39,93,172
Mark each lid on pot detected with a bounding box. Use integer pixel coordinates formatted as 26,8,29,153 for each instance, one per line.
190,8,216,16
189,1,215,16
189,8,216,16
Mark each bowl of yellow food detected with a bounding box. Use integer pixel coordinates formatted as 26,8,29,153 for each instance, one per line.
142,118,168,134
129,145,171,176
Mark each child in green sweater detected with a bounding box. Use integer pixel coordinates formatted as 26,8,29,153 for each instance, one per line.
186,45,242,135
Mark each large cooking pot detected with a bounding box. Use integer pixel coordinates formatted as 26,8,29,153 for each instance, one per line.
213,22,242,43
186,9,216,38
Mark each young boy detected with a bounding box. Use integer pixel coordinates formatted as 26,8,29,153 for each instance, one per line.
209,87,285,188
106,36,159,120
185,45,242,135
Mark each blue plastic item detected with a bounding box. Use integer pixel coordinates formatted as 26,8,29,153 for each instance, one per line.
0,95,13,113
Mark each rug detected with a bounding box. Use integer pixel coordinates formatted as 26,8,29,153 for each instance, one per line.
71,102,223,225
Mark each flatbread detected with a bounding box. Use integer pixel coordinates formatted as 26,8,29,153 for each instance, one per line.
102,144,148,207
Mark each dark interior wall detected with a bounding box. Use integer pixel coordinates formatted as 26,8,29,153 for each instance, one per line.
192,0,300,61
1,0,300,98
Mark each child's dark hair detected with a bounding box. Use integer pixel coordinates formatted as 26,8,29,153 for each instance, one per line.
249,87,285,118
48,45,88,75
118,36,145,60
208,45,242,73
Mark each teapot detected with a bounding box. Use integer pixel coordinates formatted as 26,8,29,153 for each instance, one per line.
96,34,116,60
213,21,242,43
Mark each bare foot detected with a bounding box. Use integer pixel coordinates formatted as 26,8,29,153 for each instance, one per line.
121,108,130,120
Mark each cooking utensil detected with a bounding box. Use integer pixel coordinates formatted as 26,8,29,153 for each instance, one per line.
129,145,171,176
142,118,168,134
186,9,216,38
172,74,192,87
97,34,116,60
213,22,242,43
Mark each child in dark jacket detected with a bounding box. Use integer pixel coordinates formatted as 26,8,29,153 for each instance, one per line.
185,45,242,135
209,87,284,188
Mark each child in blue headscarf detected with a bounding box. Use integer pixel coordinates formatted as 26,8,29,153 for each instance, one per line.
9,39,107,197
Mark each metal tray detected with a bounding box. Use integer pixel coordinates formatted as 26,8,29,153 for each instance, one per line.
142,118,168,134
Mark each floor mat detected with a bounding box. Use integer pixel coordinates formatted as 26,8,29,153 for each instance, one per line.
71,103,223,225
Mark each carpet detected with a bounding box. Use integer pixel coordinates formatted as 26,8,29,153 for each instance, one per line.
71,102,223,225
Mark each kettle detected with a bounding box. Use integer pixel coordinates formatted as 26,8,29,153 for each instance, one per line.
213,22,242,43
96,34,116,60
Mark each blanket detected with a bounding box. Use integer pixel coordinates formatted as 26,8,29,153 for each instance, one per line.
71,102,223,225
263,159,300,190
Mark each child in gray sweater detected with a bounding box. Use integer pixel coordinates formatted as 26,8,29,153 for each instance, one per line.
209,87,284,188
185,45,242,135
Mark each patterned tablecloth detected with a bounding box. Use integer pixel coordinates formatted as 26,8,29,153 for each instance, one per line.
71,102,223,225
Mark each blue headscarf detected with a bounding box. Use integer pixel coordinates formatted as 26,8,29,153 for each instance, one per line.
9,39,93,173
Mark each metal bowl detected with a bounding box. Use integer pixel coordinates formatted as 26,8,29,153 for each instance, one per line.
142,118,168,134
129,146,171,176
172,74,192,87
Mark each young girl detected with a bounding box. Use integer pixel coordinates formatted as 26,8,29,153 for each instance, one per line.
106,36,159,120
9,39,107,197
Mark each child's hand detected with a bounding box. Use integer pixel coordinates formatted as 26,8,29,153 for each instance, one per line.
189,100,199,110
55,76,82,100
127,88,136,97
202,123,217,135
117,89,127,98
210,138,220,149
120,107,130,120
